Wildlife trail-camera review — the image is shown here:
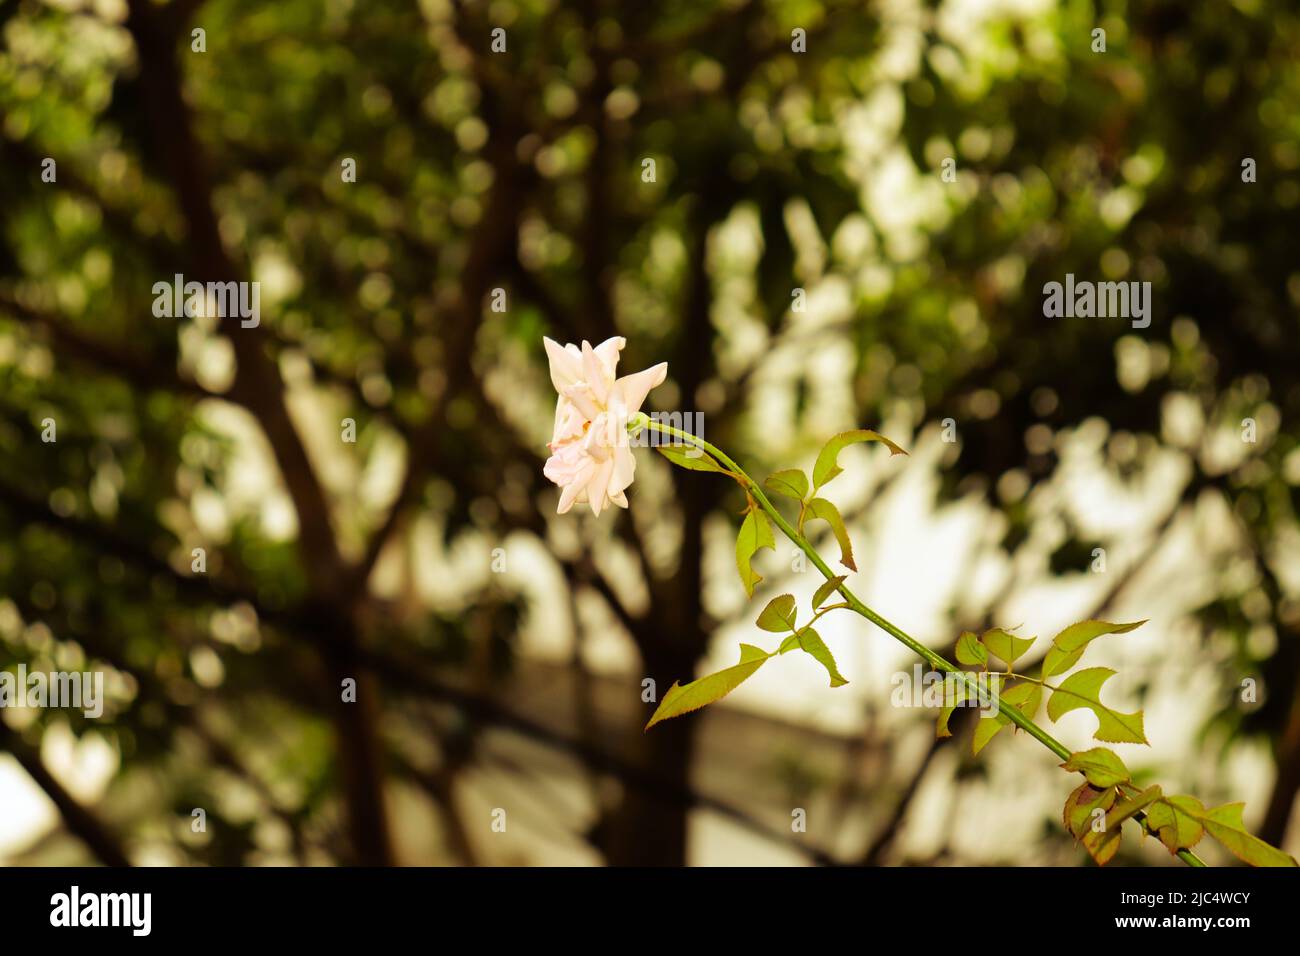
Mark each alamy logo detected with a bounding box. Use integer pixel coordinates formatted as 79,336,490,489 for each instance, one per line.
152,274,260,327
630,411,706,454
1042,274,1151,329
890,664,1002,716
595,411,707,454
0,665,103,718
50,886,151,936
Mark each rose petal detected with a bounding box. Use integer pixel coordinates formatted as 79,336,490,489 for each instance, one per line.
543,336,584,394
563,383,602,422
556,462,593,514
592,336,626,379
587,456,616,516
613,362,668,415
582,340,611,405
609,444,636,497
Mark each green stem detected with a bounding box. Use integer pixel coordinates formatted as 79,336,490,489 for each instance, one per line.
640,417,1206,867
805,601,851,629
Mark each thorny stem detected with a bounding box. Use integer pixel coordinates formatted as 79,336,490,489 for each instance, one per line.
638,416,1207,867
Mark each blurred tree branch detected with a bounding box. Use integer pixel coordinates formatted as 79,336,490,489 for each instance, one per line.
0,723,131,867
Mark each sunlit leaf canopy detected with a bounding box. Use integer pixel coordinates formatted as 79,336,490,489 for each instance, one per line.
1,0,1299,866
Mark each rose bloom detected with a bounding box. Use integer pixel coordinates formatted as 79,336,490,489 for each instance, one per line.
542,336,667,515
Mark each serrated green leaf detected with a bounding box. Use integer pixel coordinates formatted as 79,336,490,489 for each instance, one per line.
795,627,848,687
972,713,1006,755
1064,782,1118,841
1062,748,1132,788
644,644,771,730
1000,680,1042,720
811,575,846,611
804,497,856,571
756,594,797,633
656,444,725,472
1083,831,1123,867
735,509,775,597
1107,785,1162,826
971,678,1034,753
981,628,1035,668
1042,619,1146,679
955,631,988,667
937,682,967,738
812,429,907,489
1176,800,1299,867
1082,785,1161,866
1146,796,1206,855
764,468,809,501
1046,667,1147,744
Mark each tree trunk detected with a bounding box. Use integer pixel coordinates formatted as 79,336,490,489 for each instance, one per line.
603,643,702,866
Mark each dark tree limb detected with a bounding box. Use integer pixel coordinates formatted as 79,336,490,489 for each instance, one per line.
0,723,131,867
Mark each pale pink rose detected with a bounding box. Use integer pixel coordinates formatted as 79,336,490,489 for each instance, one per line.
542,336,667,516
